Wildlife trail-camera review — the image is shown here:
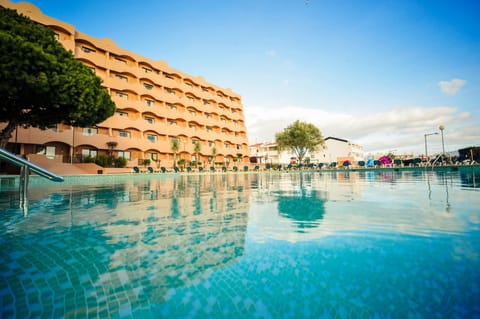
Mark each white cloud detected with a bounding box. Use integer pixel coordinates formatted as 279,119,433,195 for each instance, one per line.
244,105,478,155
438,78,466,96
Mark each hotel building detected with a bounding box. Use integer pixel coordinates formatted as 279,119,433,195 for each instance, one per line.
0,0,249,170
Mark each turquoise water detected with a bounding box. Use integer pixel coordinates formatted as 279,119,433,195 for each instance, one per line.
1,169,479,319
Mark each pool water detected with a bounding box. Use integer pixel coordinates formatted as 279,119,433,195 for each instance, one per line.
1,169,479,318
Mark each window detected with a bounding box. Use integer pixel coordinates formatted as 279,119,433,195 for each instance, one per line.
231,108,236,113
165,88,175,95
201,86,208,92
83,127,97,136
144,116,154,124
185,82,193,88
116,111,128,117
187,95,195,102
82,46,95,53
119,130,131,138
233,120,238,126
115,56,127,64
224,143,230,149
36,145,56,159
189,124,197,130
81,149,97,158
54,33,59,40
164,73,174,80
143,67,152,73
147,152,158,161
116,92,128,99
118,151,131,160
205,113,211,119
145,99,154,107
143,83,153,90
209,141,214,147
206,127,212,132
203,100,210,105
220,117,226,123
167,104,177,110
168,120,177,126
189,110,196,116
237,144,241,150
48,124,57,132
147,134,157,143
116,74,128,82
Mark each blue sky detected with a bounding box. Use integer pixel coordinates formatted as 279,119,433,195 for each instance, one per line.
16,0,480,155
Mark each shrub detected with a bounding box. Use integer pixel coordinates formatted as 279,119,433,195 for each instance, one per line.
114,157,127,168
95,154,110,167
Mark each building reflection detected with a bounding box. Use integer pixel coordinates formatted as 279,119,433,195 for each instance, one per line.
0,174,252,317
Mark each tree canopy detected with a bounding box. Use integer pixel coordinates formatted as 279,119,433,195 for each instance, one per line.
275,120,324,163
0,7,116,148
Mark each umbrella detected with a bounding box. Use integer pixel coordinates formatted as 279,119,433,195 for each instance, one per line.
379,156,392,165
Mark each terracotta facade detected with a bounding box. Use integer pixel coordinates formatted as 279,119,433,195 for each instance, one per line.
0,0,249,169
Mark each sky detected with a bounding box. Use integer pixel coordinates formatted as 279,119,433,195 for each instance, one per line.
14,0,480,155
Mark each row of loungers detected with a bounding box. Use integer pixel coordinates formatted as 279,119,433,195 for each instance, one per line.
133,165,262,174
134,158,476,173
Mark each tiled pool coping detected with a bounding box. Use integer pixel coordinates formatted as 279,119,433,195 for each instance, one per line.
1,164,479,187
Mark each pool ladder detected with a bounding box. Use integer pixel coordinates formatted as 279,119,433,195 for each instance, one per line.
0,148,63,214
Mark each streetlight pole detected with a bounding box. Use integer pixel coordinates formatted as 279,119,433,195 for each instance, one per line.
424,132,438,160
439,125,445,157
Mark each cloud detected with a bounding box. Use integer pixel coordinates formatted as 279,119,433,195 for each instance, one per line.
244,105,478,155
438,78,466,96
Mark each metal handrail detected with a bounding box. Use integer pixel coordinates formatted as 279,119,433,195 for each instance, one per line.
0,148,63,182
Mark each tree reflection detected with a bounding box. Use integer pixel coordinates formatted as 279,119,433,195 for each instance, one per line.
276,181,326,232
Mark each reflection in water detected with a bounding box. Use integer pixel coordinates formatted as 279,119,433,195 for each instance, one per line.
275,174,327,232
1,169,479,318
0,174,251,318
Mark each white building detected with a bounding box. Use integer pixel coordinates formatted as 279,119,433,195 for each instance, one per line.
249,137,364,166
312,137,364,164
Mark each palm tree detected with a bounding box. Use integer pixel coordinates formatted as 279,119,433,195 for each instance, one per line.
194,141,201,166
210,146,217,164
171,137,179,166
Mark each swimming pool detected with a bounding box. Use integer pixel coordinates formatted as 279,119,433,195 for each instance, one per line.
1,168,479,318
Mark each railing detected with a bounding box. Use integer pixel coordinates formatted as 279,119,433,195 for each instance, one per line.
0,148,63,181
1,148,63,215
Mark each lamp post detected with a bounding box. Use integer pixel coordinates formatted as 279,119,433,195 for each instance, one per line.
424,132,438,160
439,125,445,157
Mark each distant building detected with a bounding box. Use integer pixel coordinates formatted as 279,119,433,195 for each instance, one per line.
0,0,249,169
249,137,364,166
313,137,364,164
